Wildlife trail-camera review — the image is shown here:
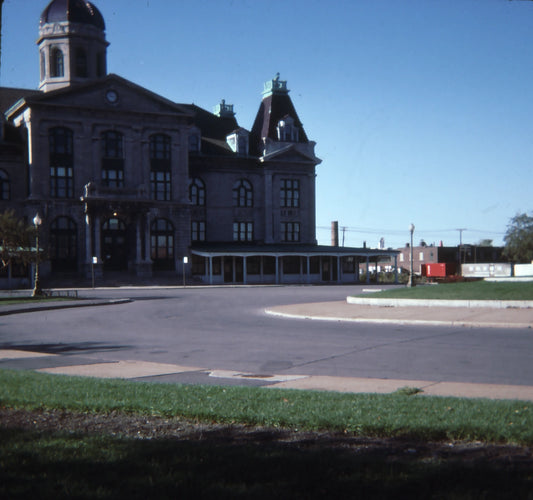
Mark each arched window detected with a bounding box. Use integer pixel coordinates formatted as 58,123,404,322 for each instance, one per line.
49,127,74,198
149,134,172,201
101,130,124,188
50,47,64,77
0,170,10,200
151,218,174,270
50,216,77,271
189,178,205,206
232,179,253,207
75,48,88,77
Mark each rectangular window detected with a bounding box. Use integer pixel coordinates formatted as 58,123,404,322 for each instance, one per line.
102,161,124,188
150,134,172,201
50,166,74,198
233,222,253,242
280,222,300,242
283,256,301,274
150,170,171,201
49,127,74,198
263,256,276,275
280,179,300,208
247,256,261,275
191,221,206,242
192,255,206,275
342,256,356,273
212,256,222,275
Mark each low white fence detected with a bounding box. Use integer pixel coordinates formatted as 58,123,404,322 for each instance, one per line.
514,262,533,277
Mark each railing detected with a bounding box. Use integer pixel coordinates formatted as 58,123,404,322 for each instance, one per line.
82,182,149,201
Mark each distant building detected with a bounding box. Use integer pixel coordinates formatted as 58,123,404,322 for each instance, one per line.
0,0,398,286
396,243,507,276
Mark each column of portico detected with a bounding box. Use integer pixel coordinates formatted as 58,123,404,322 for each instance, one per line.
85,213,103,279
136,213,152,277
85,215,92,267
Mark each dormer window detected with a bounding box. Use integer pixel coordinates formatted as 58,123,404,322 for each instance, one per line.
226,128,249,156
277,116,299,142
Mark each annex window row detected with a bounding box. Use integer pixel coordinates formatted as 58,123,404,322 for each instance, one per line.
189,177,300,208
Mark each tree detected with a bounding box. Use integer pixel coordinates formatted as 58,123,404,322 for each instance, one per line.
503,212,533,263
0,210,35,270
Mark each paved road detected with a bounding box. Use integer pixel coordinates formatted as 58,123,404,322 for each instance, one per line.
1,285,532,391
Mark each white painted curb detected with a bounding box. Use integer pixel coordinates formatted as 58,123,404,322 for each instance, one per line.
346,297,533,309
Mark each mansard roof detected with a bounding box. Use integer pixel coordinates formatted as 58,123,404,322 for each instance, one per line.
183,104,243,157
250,75,309,156
184,104,239,140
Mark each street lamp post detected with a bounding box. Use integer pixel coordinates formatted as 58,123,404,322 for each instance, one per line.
32,213,42,297
407,223,415,288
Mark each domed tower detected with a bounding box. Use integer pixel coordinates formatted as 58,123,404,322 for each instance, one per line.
37,0,108,92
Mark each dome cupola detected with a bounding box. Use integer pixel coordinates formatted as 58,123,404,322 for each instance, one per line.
38,0,109,92
40,0,105,31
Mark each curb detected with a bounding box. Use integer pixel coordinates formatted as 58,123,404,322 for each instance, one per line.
264,308,531,329
347,297,533,309
0,298,132,316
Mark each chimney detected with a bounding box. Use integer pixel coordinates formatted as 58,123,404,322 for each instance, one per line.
331,221,339,247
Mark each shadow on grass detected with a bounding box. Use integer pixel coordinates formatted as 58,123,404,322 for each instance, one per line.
1,426,532,499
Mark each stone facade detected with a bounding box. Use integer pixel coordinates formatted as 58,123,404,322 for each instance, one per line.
1,0,332,284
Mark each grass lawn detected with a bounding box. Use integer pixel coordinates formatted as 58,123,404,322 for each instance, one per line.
357,280,533,300
1,369,533,498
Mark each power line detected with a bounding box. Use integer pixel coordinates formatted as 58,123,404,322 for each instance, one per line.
316,225,505,236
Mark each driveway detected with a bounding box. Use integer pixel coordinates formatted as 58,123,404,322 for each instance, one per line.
1,285,532,396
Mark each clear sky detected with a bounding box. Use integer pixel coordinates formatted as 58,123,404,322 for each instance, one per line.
2,0,532,249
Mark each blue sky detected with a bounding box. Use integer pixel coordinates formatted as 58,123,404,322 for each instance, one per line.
2,0,532,248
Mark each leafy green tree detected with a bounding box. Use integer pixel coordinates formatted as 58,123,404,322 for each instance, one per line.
0,210,35,270
503,212,533,263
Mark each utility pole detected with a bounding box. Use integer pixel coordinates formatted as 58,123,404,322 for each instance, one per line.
341,226,346,247
456,228,467,264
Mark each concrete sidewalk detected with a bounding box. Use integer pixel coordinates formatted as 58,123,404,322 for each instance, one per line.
1,348,532,402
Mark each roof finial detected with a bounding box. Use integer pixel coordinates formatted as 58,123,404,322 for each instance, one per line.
262,73,288,97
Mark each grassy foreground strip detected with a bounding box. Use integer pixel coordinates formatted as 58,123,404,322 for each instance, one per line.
1,369,532,444
358,280,533,300
2,370,533,499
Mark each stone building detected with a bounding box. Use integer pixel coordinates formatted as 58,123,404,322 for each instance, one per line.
1,0,398,286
